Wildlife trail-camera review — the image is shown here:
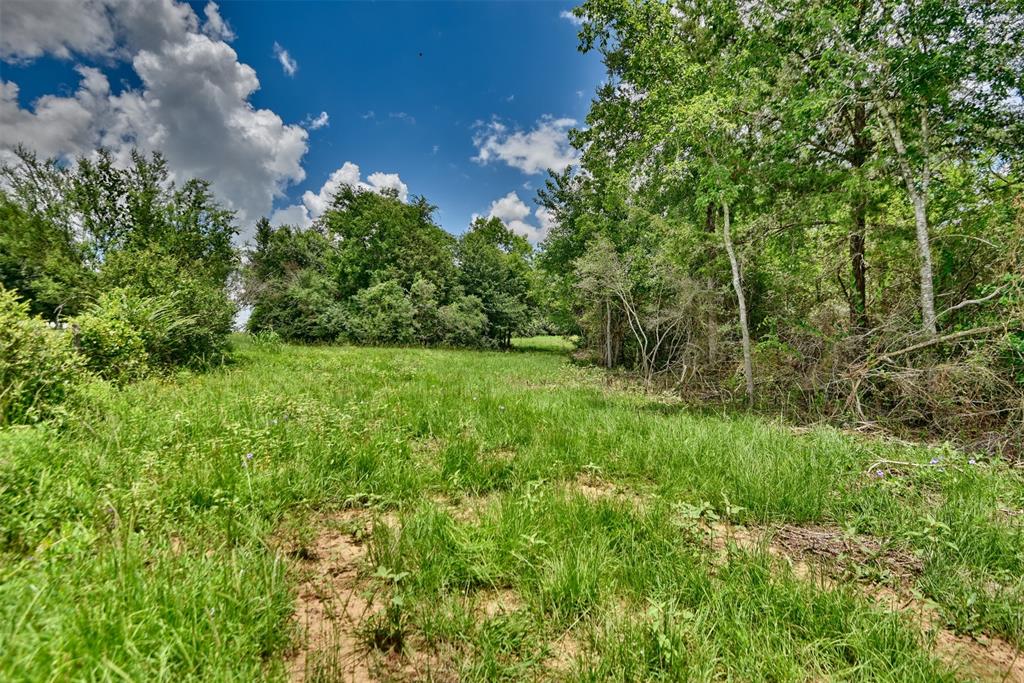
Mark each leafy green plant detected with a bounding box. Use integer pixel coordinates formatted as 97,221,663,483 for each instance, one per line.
0,286,89,425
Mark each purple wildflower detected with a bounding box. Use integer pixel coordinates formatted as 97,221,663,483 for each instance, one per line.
929,458,940,465
875,470,885,478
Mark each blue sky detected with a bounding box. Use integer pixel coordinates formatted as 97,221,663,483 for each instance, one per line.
0,0,602,241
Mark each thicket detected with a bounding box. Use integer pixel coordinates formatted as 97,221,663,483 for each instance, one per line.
0,287,89,426
542,0,1024,452
243,186,538,348
0,148,237,423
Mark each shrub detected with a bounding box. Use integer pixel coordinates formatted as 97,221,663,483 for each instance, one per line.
439,295,488,347
100,248,235,367
71,290,154,383
347,281,415,345
410,277,443,344
248,270,341,343
0,286,89,425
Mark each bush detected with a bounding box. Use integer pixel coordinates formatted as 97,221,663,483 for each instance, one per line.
100,248,235,367
346,281,415,345
0,286,89,425
439,295,488,347
71,290,154,382
410,277,443,344
247,270,342,343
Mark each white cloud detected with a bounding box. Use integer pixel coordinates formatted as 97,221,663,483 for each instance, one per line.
559,10,585,26
304,111,329,130
0,0,199,61
0,67,111,159
271,162,409,228
273,41,297,76
481,191,555,244
472,115,579,175
202,2,235,41
0,0,309,242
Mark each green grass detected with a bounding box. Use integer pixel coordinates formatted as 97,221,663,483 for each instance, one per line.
1,337,1021,680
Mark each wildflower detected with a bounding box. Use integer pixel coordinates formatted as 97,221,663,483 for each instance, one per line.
875,470,885,478
929,458,940,465
243,452,254,466
968,458,977,465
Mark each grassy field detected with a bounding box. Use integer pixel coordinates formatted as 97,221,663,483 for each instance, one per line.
1,336,1022,681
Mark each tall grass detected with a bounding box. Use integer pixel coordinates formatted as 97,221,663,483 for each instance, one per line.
0,336,1020,680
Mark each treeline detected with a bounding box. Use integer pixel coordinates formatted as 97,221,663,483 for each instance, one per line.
1,147,236,424
242,186,538,348
539,0,1024,448
1,146,543,425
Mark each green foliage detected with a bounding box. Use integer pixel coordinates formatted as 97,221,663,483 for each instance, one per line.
71,290,156,383
457,217,535,348
544,0,1024,437
244,191,538,349
438,294,488,347
346,280,416,345
71,286,230,383
0,286,89,425
324,187,457,299
0,147,238,377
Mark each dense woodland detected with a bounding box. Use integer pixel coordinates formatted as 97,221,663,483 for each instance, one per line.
3,0,1023,451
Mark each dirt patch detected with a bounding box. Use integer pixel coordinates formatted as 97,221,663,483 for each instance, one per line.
477,588,524,619
567,473,649,509
283,510,379,683
933,629,1023,682
772,524,924,581
544,630,583,675
429,491,500,524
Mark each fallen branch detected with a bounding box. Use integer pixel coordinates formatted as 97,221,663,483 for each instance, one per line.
874,324,1008,363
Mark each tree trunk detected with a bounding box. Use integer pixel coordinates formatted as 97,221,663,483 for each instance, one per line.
849,198,868,329
909,192,937,335
605,298,613,368
847,100,871,330
722,201,754,406
705,202,718,365
877,103,937,335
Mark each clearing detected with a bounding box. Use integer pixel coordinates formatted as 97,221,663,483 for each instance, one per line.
1,336,1022,681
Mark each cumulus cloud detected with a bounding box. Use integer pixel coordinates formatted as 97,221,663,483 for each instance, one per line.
472,115,579,175
0,0,198,61
481,191,554,244
0,0,309,241
273,41,297,76
0,67,111,159
271,162,409,228
304,111,329,130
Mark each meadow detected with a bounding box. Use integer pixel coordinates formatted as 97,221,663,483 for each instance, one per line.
1,336,1021,682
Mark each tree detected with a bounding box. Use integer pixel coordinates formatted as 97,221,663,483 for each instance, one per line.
575,0,770,404
457,217,535,348
322,187,456,300
796,0,1024,335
